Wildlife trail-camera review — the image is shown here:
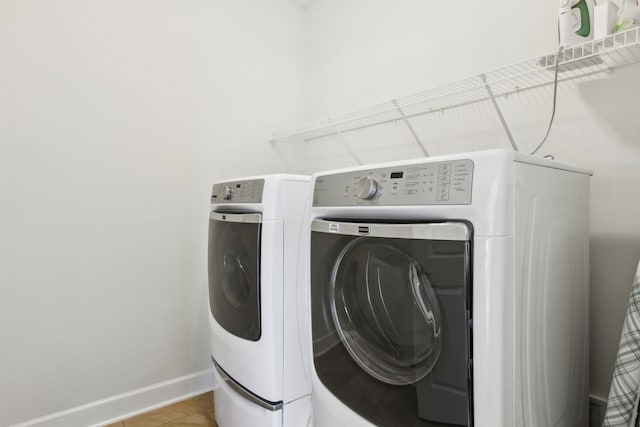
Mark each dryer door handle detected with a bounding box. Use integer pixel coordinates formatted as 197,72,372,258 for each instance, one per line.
210,212,262,224
310,219,471,241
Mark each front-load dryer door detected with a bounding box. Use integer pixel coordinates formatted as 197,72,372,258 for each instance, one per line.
208,211,262,341
311,219,473,426
208,211,284,404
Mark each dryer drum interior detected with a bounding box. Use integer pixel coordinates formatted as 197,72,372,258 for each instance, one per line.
311,219,473,426
330,238,443,385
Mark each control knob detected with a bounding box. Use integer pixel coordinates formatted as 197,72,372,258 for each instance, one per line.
357,177,379,200
222,186,233,200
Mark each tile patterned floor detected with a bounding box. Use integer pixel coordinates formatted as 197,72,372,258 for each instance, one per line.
105,392,217,427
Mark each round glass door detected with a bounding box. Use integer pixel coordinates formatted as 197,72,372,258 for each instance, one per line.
219,243,253,310
330,238,442,385
208,212,261,341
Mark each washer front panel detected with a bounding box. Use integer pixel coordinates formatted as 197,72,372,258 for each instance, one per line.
313,159,473,207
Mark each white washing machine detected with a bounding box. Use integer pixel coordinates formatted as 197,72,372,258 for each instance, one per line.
208,174,312,427
307,150,590,427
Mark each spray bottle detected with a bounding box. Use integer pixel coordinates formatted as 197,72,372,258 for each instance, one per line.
559,0,595,45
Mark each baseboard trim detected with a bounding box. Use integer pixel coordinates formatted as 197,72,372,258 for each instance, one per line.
11,369,215,427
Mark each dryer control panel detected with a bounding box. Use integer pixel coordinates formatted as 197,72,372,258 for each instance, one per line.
313,159,473,206
211,179,264,204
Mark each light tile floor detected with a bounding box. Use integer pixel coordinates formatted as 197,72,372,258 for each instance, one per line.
105,392,217,427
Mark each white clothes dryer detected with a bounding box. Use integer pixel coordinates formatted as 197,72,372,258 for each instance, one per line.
307,150,590,427
208,174,311,427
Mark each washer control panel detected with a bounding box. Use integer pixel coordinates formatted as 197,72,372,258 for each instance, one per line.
313,159,473,206
211,179,264,204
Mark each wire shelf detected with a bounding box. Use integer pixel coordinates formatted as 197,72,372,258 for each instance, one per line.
270,26,640,149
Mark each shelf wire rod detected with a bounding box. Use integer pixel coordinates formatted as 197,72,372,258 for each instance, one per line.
628,46,640,61
332,128,363,165
604,50,620,66
279,59,613,145
297,65,606,145
514,63,546,87
480,73,519,152
621,43,640,61
613,49,627,66
293,79,472,140
617,46,633,62
272,26,640,145
392,99,429,157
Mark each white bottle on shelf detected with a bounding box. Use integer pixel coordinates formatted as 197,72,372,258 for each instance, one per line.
559,0,595,46
615,0,640,32
594,2,620,39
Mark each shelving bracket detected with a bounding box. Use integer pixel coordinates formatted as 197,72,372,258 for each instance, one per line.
333,129,363,165
480,74,519,152
392,99,429,157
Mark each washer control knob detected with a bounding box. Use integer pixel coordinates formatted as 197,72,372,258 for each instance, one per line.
357,177,379,200
222,186,233,200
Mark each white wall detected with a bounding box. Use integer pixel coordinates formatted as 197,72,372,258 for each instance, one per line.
0,1,304,425
295,0,640,400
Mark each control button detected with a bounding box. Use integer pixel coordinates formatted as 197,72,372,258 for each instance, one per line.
357,177,379,200
222,186,233,200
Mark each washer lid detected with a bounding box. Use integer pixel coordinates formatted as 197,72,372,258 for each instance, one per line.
330,238,442,385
